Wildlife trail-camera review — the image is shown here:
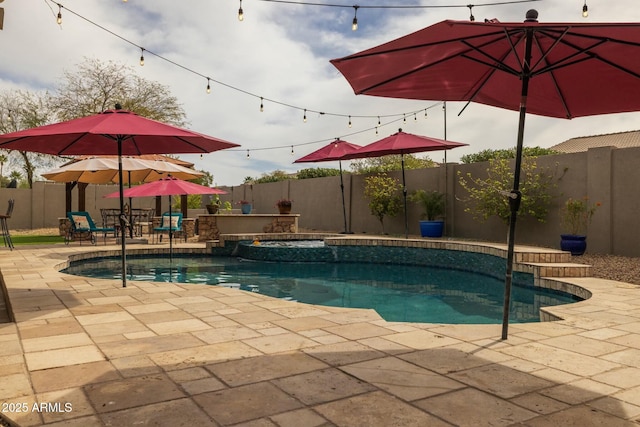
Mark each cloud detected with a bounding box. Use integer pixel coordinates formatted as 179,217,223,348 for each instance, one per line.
2,1,640,185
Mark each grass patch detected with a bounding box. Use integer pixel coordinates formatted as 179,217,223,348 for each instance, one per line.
11,235,66,245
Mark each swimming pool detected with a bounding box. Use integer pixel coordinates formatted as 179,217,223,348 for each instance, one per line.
63,255,582,324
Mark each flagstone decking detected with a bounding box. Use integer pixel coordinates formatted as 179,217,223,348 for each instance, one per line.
0,238,639,426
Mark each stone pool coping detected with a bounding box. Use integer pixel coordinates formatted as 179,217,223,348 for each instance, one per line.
1,237,639,425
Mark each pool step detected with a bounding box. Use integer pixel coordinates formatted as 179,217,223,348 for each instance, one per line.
525,262,591,278
515,251,573,264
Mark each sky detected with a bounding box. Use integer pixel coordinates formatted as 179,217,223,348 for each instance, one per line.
1,0,640,186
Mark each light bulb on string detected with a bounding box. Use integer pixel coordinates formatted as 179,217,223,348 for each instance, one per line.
206,78,211,94
468,5,475,22
303,109,307,123
582,1,588,17
403,114,406,124
139,48,145,66
352,6,359,31
425,109,428,118
56,4,62,25
377,116,381,126
260,97,264,112
414,113,417,121
246,149,250,158
238,0,244,21
375,126,378,135
348,116,352,128
290,146,294,155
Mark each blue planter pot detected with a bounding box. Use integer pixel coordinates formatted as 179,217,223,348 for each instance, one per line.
240,204,252,214
560,234,587,256
419,220,444,238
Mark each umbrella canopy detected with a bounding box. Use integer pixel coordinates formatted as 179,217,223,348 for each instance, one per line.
0,108,239,155
294,139,362,162
330,10,640,339
294,139,362,233
105,176,226,260
342,130,466,238
330,13,640,119
104,176,227,199
0,107,239,287
42,156,204,184
341,130,466,159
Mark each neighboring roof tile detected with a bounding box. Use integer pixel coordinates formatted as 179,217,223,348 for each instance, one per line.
551,130,640,153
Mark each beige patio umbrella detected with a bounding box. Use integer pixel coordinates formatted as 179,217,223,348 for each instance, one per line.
42,156,204,184
42,156,206,240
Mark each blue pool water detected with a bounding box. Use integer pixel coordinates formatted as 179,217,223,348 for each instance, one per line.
63,255,582,324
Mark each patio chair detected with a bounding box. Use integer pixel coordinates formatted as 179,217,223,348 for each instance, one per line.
65,211,115,245
153,212,184,243
0,199,15,250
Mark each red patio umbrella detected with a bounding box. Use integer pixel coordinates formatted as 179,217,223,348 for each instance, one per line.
341,129,466,238
294,139,362,233
105,176,227,260
0,106,239,287
330,10,640,339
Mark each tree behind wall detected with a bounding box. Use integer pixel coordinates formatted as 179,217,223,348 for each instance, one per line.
51,57,187,126
0,90,57,188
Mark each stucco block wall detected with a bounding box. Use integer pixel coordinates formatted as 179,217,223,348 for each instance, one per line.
2,146,637,256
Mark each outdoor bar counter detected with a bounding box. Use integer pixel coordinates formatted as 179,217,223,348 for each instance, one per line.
197,214,299,241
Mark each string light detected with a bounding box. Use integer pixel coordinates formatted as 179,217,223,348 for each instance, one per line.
303,109,307,123
56,3,62,25
227,102,441,156
290,145,294,155
351,6,359,31
414,112,417,121
467,4,475,21
252,0,541,22
206,78,211,94
45,1,446,153
246,149,250,158
425,109,428,118
238,0,244,21
403,113,406,124
582,1,588,18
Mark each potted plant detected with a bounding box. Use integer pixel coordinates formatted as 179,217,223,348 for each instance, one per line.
237,200,252,214
409,189,445,237
560,197,600,255
205,195,220,214
276,198,292,214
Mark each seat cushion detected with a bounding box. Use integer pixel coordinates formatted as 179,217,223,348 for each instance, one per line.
72,215,90,230
161,215,180,229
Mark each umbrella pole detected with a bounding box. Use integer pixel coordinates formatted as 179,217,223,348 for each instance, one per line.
443,101,448,237
117,138,127,288
338,161,350,234
128,171,134,239
501,29,534,340
168,195,173,263
401,153,408,238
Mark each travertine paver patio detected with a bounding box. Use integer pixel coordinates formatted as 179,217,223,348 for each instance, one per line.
0,240,639,426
